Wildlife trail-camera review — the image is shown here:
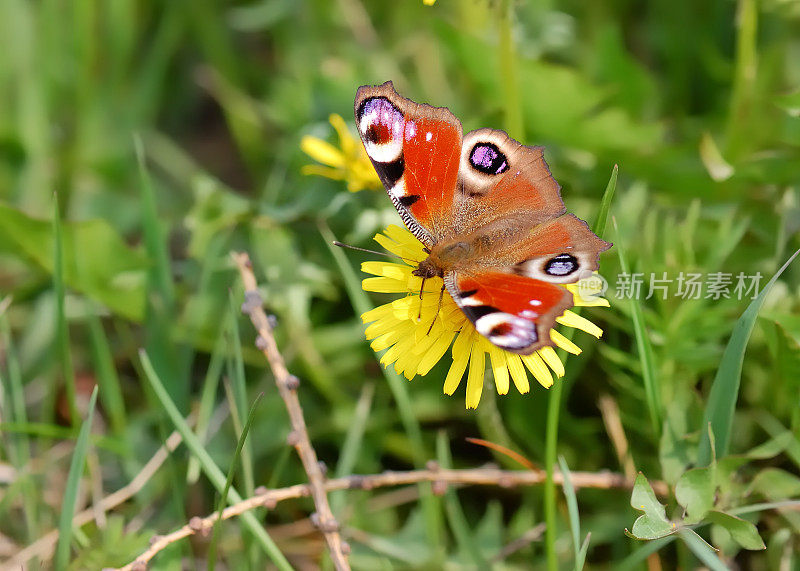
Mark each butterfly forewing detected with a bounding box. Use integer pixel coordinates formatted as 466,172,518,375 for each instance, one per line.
355,81,462,244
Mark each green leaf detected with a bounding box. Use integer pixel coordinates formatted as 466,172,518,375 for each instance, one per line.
627,473,676,540
659,393,698,485
706,511,766,551
628,514,676,540
747,468,800,501
745,431,795,460
698,248,800,464
676,467,715,523
0,202,146,321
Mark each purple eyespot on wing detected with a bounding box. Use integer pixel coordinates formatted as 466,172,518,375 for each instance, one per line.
357,97,404,145
469,143,509,175
544,254,579,276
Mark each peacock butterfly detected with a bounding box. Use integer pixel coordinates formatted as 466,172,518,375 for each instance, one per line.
354,81,611,354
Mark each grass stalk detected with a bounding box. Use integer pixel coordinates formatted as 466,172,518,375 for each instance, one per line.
54,387,98,570
139,350,292,570
544,167,618,570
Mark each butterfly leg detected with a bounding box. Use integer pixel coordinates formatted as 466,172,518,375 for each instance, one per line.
425,283,447,336
416,276,427,321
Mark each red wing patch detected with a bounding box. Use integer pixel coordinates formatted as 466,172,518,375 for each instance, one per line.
447,271,574,354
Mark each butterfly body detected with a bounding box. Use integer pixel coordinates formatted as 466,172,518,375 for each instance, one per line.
355,82,610,354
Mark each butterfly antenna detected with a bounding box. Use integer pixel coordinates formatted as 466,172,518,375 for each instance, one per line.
332,241,417,265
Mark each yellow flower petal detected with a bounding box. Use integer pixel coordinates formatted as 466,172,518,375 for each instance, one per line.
521,352,553,389
538,346,565,377
300,165,345,180
465,343,485,409
574,296,611,308
300,136,345,167
361,261,412,281
444,328,472,395
330,113,356,157
301,115,381,191
556,310,603,338
383,331,419,372
417,329,456,375
372,325,408,352
489,345,510,395
507,353,530,394
361,303,393,324
362,276,412,293
551,330,582,355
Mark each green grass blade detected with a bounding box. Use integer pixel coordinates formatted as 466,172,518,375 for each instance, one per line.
135,135,187,411
678,529,728,571
86,312,127,440
0,311,39,540
498,0,523,139
436,431,487,567
226,291,255,497
332,383,374,514
54,386,98,571
208,392,264,570
558,456,587,571
697,248,800,464
187,328,227,484
593,165,618,237
139,350,292,570
613,218,662,436
546,165,619,571
134,136,175,306
616,536,676,571
53,194,79,426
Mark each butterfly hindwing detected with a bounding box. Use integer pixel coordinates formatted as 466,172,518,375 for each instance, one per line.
444,214,610,354
355,81,462,245
445,271,573,354
493,214,612,282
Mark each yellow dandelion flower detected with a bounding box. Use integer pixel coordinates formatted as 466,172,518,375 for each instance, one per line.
423,0,437,5
300,113,381,192
361,225,609,409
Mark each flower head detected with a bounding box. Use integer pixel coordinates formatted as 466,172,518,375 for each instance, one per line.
361,225,609,409
301,114,381,192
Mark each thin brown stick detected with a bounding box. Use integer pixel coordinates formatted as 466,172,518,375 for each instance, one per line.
3,430,183,571
233,252,350,570
598,394,637,482
111,464,662,570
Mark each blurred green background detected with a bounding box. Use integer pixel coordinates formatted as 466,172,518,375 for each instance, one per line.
1,0,799,569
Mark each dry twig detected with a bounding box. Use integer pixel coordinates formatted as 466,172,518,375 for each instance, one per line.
111,463,662,569
233,251,350,570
